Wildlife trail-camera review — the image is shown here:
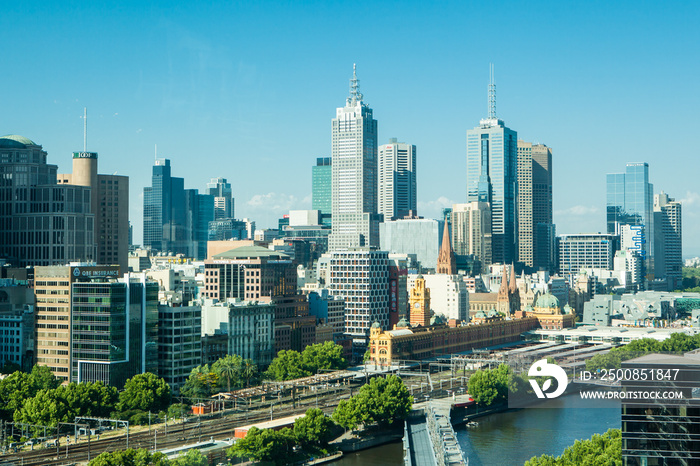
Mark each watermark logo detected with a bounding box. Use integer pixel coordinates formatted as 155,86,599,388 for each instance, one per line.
528,359,568,399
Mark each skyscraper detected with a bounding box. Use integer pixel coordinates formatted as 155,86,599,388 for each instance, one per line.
0,135,96,266
329,65,381,250
466,69,517,264
654,192,682,290
378,139,417,220
606,163,654,278
206,177,234,220
143,158,214,260
517,140,554,271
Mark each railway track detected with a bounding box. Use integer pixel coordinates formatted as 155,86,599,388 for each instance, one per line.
0,393,340,466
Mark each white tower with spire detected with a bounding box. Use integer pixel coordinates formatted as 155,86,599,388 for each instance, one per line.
329,64,381,250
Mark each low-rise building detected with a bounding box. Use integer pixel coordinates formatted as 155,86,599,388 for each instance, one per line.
369,316,539,364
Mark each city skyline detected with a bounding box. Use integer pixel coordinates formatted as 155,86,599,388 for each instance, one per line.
2,1,699,255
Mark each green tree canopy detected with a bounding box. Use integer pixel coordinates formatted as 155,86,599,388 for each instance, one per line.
14,382,117,428
524,429,621,466
301,341,348,374
265,350,311,381
88,448,170,466
117,372,171,413
332,375,412,429
293,408,336,447
467,364,512,407
31,365,62,391
212,354,242,392
228,426,299,466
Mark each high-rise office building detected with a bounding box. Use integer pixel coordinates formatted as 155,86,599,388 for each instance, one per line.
451,202,492,269
71,273,158,388
206,177,234,220
328,249,389,339
158,303,201,391
466,72,517,264
143,158,214,260
654,192,682,290
58,153,129,272
0,135,96,266
378,139,416,220
517,140,554,271
329,65,381,250
607,163,654,278
312,157,332,220
34,265,160,385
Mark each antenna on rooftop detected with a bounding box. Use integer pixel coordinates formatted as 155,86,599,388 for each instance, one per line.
488,64,496,119
83,107,87,151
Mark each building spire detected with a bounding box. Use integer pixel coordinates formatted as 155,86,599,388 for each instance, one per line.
437,220,456,274
488,63,496,119
348,63,363,105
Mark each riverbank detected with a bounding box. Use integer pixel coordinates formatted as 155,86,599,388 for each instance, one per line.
330,425,403,454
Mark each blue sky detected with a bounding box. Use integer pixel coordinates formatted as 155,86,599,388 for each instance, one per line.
2,1,699,255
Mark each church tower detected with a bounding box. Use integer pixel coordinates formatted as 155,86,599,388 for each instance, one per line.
496,266,511,315
508,264,521,313
437,220,457,274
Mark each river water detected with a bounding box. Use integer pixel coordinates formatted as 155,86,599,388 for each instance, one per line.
332,394,620,465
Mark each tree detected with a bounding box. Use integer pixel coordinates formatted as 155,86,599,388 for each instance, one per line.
301,342,348,374
14,382,118,429
467,364,511,407
332,399,359,431
212,354,242,392
265,350,310,381
88,448,170,466
228,427,299,466
14,387,71,427
31,365,61,391
293,408,335,447
525,429,621,466
241,359,259,387
117,373,171,413
353,375,412,427
171,449,208,466
181,365,213,401
0,371,35,420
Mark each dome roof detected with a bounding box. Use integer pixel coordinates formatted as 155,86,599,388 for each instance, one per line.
0,135,36,148
475,311,486,319
397,318,409,328
487,309,499,318
535,293,560,309
563,304,573,315
371,321,381,329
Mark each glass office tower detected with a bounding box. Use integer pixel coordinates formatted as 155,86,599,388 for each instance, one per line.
466,118,517,265
606,163,654,277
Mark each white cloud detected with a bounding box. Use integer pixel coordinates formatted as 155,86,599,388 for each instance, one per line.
242,192,311,228
555,205,599,216
680,191,700,207
417,196,455,220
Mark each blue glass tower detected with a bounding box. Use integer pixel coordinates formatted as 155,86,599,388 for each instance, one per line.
606,162,654,276
466,72,517,265
143,158,214,259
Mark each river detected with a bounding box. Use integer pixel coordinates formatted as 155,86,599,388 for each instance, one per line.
332,394,620,465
